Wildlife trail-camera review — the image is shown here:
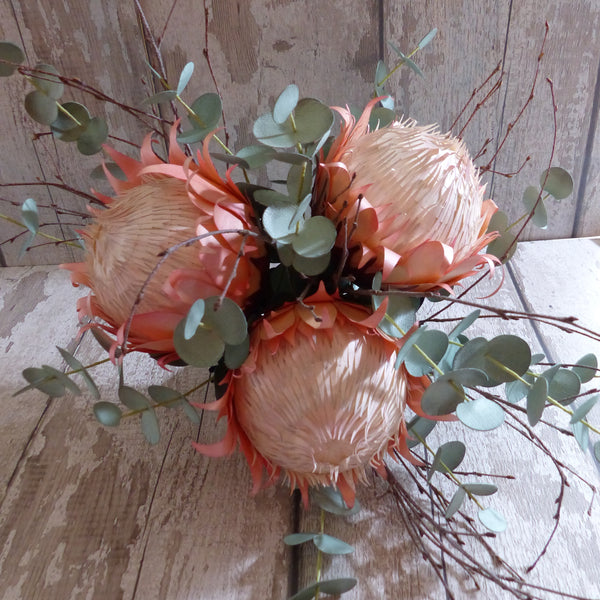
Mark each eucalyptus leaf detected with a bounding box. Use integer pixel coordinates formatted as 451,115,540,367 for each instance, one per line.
373,294,419,338
462,483,498,496
445,487,466,519
547,368,581,405
0,41,25,76
141,409,161,445
312,486,361,515
449,310,481,340
174,319,225,367
369,107,395,130
572,353,598,384
21,198,39,234
22,366,65,397
456,398,505,431
254,189,291,207
31,63,64,99
77,117,108,155
478,508,507,532
177,61,194,95
421,379,464,417
57,346,100,399
143,90,177,105
224,334,250,369
93,402,122,427
287,162,312,202
289,578,357,600
313,534,354,555
51,102,90,141
184,299,205,340
119,385,150,411
540,167,573,200
526,376,548,426
375,59,388,91
203,296,248,346
263,203,298,239
428,441,466,481
522,186,547,229
418,28,438,49
404,329,448,377
41,365,81,395
569,395,598,424
406,415,436,448
394,326,426,370
236,145,276,169
487,230,517,264
292,216,336,258
273,83,299,124
283,533,317,546
292,250,331,276
483,335,531,386
594,441,600,463
25,90,58,125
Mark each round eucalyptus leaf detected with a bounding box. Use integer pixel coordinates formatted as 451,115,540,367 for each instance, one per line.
316,578,357,596
277,242,294,267
283,533,316,546
486,209,508,234
526,376,548,426
77,117,108,155
428,441,465,481
0,41,25,76
287,162,312,202
272,152,312,165
183,299,205,340
445,487,466,519
189,92,222,132
203,296,248,346
421,379,464,416
404,329,448,377
569,395,598,424
438,368,489,388
462,483,498,496
547,368,581,405
292,250,331,276
57,346,100,399
51,102,90,141
313,533,354,555
147,385,183,407
293,98,334,144
572,420,589,451
394,326,426,370
292,216,336,258
224,334,250,369
483,335,531,385
31,63,64,99
21,197,39,234
453,337,488,372
456,397,505,431
522,185,547,229
373,294,419,338
22,366,65,397
540,167,573,200
449,310,481,340
369,107,395,131
505,374,533,403
487,230,517,264
176,128,207,144
273,83,299,124
93,402,122,427
253,189,291,207
141,409,160,445
253,111,296,148
25,90,58,125
572,353,598,384
263,203,298,239
236,144,276,169
173,319,225,367
406,415,437,449
119,385,150,411
478,508,507,532
312,486,361,515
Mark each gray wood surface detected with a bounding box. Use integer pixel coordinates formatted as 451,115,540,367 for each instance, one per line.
1,0,599,266
1,238,599,599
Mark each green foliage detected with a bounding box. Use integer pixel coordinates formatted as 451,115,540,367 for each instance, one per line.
427,441,465,481
522,186,548,229
572,353,598,384
312,487,361,516
406,415,436,448
25,90,58,125
57,346,100,399
289,578,357,600
51,101,90,141
178,93,222,143
93,402,122,427
456,397,505,431
177,62,194,95
0,41,25,76
31,63,64,99
540,167,573,200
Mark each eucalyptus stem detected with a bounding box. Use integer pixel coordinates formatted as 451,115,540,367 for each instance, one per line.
56,102,83,126
314,508,325,600
64,356,111,376
0,212,82,248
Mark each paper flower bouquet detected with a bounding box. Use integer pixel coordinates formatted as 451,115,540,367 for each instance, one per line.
0,17,598,600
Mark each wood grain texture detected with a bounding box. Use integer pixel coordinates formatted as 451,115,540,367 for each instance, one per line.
0,267,291,600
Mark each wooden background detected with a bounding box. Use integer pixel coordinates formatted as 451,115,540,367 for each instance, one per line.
0,0,599,267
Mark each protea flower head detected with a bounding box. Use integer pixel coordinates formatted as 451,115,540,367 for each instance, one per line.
194,284,432,507
63,124,264,363
317,99,498,292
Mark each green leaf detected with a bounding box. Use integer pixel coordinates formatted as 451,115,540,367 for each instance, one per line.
421,379,464,417
77,117,108,155
456,398,505,431
143,90,177,105
273,84,299,124
438,368,489,388
462,483,498,496
569,395,598,424
449,310,480,340
184,299,205,340
0,41,25,76
141,409,160,445
594,441,600,463
119,385,150,411
236,145,276,169
375,59,388,91
404,329,448,377
51,102,91,141
572,420,589,451
21,367,65,397
428,441,465,481
283,533,317,546
572,353,598,384
273,152,313,165
173,318,225,368
57,346,100,399
292,251,331,276
224,334,250,369
289,578,357,600
147,385,201,424
526,376,548,426
369,107,395,130
487,230,517,264
540,167,573,200
19,232,36,258
478,508,507,532
373,294,419,338
41,365,81,395
31,63,64,99
21,198,39,234
505,373,534,403
418,28,438,49
93,402,122,427
547,368,581,405
522,186,547,229
445,487,466,519
263,203,298,239
312,486,361,516
184,92,222,140
203,296,248,345
287,162,312,203
394,326,426,370
313,534,354,555
25,90,58,125
177,61,194,95
292,216,336,258
406,415,436,448
483,335,531,386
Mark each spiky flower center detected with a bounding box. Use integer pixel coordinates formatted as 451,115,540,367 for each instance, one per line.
85,177,200,324
236,326,406,485
344,123,485,258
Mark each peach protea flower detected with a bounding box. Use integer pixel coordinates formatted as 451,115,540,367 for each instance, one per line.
63,124,264,363
193,283,432,507
317,99,498,292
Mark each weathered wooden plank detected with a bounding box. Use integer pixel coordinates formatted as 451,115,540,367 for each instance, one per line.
0,0,153,266
296,244,600,598
0,266,292,599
